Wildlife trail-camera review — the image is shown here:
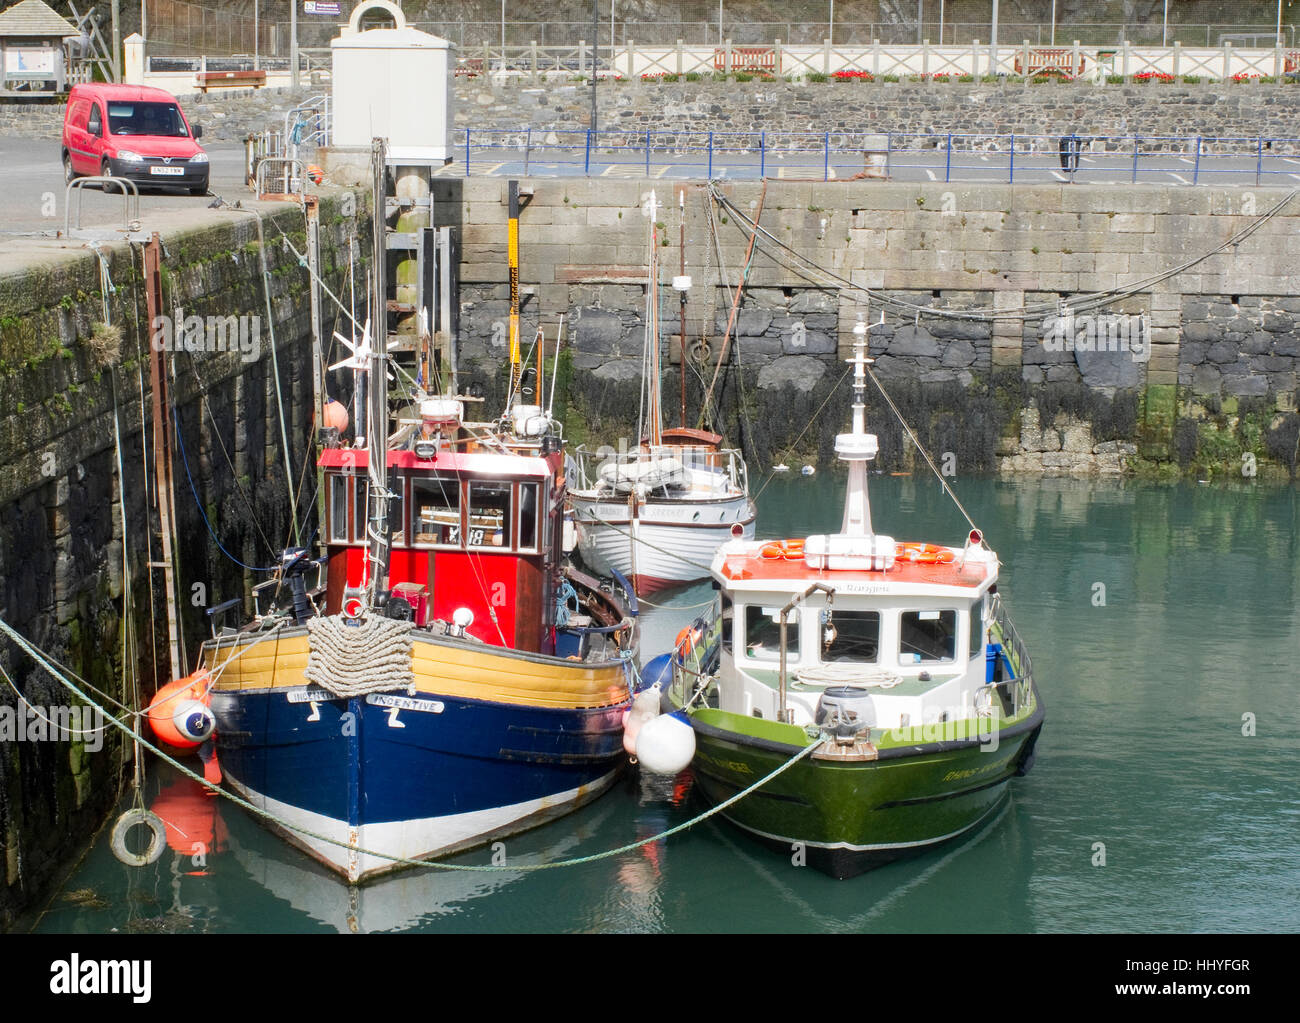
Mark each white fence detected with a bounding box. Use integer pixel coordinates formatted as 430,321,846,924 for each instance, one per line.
124,37,1300,98
598,40,1300,81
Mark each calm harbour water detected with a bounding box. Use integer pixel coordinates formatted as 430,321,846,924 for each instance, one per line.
32,474,1300,934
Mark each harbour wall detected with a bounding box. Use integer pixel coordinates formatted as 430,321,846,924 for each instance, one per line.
450,176,1300,481
0,192,367,930
6,78,1300,142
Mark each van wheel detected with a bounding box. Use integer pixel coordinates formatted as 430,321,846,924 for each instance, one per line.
63,153,77,184
100,159,119,193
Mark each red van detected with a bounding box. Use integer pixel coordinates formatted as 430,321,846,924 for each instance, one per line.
62,84,209,195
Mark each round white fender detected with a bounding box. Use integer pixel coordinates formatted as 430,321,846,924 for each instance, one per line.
635,712,696,775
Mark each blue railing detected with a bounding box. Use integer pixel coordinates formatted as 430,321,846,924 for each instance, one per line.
456,128,1300,185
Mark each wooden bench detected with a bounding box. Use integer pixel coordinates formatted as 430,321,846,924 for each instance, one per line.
713,47,776,74
195,69,267,92
1012,48,1085,79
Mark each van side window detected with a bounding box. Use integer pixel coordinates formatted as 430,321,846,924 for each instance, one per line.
87,105,102,136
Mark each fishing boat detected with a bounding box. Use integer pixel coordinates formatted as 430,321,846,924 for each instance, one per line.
568,190,756,595
181,158,641,884
197,394,640,883
666,325,1043,878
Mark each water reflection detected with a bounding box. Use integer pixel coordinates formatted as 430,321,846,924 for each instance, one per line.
32,477,1300,933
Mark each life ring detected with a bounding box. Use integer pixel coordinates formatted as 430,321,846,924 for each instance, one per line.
895,542,956,565
759,539,805,560
109,809,166,867
675,626,700,657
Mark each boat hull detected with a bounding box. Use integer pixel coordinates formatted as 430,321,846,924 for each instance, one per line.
571,495,756,594
684,695,1044,879
204,629,632,883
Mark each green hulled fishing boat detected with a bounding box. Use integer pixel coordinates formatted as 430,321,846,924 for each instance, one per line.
666,326,1044,878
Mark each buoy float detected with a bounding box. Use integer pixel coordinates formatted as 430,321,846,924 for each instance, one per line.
622,686,661,757
146,670,215,751
306,164,324,185
109,808,166,867
674,626,701,657
323,398,350,434
635,711,696,775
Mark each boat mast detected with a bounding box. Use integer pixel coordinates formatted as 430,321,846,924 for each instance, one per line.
644,190,663,447
507,179,522,408
838,319,878,539
366,138,392,606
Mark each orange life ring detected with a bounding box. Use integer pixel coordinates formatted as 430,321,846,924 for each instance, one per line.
760,539,805,561
895,542,955,565
675,626,698,656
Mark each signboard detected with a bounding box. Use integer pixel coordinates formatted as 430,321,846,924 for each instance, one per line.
4,48,56,77
303,1,342,14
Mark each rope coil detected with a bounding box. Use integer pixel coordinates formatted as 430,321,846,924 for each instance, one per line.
303,615,416,698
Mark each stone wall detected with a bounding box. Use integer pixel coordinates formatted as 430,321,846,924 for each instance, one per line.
8,77,1300,145
0,189,368,930
453,177,1300,480
457,77,1300,142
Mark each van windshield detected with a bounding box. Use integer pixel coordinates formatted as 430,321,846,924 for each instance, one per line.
106,102,189,138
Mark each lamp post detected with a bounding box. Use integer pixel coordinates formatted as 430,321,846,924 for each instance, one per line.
591,0,598,136
829,0,834,45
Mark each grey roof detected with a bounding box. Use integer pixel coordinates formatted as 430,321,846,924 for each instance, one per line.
0,0,78,38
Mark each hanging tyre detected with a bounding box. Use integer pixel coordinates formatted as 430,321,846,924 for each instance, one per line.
109,808,166,867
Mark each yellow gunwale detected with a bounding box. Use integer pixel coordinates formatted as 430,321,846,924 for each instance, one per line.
200,629,631,710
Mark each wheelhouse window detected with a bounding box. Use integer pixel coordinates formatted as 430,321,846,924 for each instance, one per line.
412,476,462,547
744,605,797,662
328,474,351,543
969,598,985,660
356,477,369,541
517,482,539,553
468,481,511,548
900,610,956,664
720,593,734,647
388,478,406,546
820,610,879,663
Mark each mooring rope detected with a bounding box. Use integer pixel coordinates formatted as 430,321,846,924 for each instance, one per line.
0,613,822,874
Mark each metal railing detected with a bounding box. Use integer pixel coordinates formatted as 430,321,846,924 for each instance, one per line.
568,444,748,498
456,128,1300,186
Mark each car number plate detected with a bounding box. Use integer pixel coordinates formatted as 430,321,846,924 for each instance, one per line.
150,165,185,175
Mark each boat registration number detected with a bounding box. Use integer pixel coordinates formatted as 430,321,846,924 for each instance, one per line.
366,694,444,713
286,688,339,702
150,165,185,175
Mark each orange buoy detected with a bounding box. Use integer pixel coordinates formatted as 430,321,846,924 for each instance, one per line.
323,399,349,434
306,164,324,185
146,670,215,751
675,626,700,657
